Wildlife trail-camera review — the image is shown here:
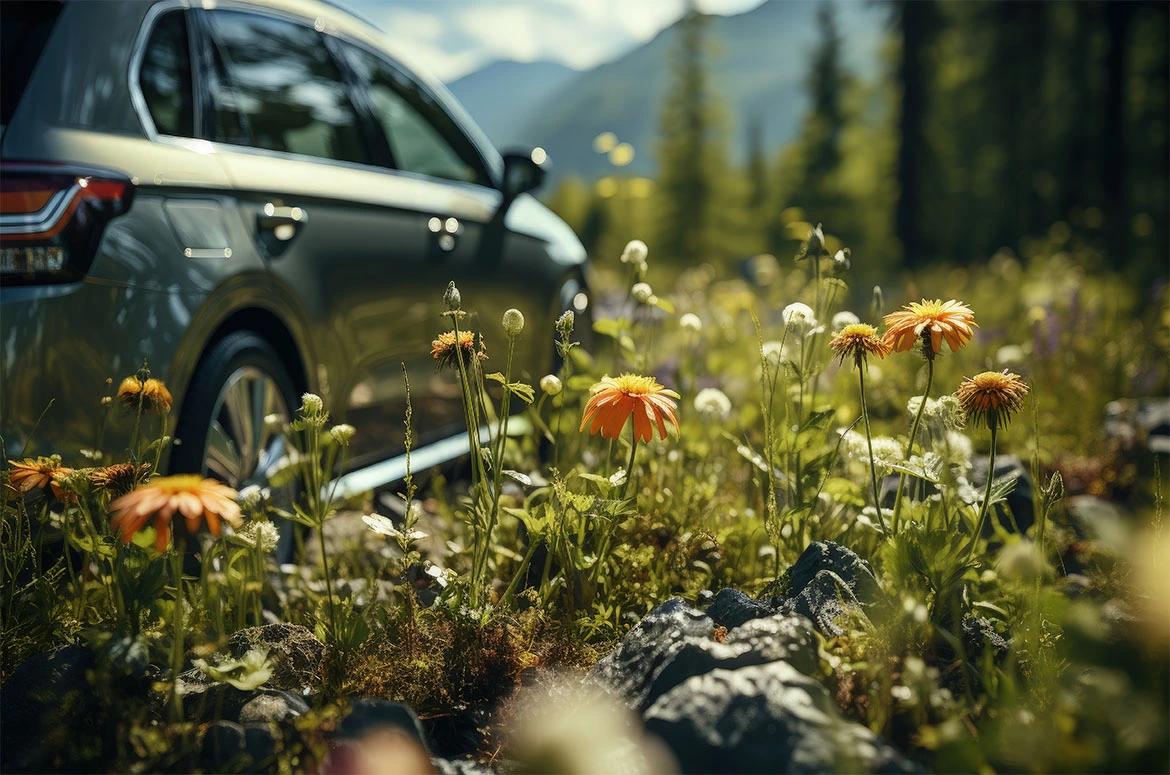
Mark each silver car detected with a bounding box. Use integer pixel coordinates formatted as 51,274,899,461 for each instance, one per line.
1,0,589,502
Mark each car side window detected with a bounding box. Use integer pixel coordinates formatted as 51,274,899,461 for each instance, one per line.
344,45,487,185
203,10,365,164
139,11,194,137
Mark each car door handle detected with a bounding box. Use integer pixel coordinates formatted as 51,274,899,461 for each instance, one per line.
428,215,459,252
258,203,308,241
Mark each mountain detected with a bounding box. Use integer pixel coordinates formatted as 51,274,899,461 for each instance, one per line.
445,60,580,151
443,0,886,182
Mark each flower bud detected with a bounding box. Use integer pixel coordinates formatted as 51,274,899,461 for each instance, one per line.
330,423,356,446
620,239,648,266
502,308,525,337
300,393,324,417
443,281,461,311
556,310,575,337
540,374,563,396
632,282,653,304
679,313,702,333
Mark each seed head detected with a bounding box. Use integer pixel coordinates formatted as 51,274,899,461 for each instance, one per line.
330,423,356,446
502,308,525,337
556,310,575,337
620,240,648,266
631,282,653,304
300,393,324,418
540,374,563,396
443,281,461,311
679,313,702,333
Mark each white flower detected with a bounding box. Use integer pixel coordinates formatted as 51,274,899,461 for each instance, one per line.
693,387,732,421
540,374,563,396
841,430,904,470
762,340,785,367
620,239,648,266
362,514,427,542
330,423,355,446
609,468,627,487
831,310,860,332
502,308,525,337
907,395,962,429
299,393,323,417
631,282,653,304
782,302,817,334
679,313,702,333
242,520,280,554
943,430,973,465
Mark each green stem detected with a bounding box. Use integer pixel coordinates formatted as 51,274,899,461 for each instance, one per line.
892,357,935,534
479,337,516,598
169,538,186,723
966,423,999,562
502,537,540,608
858,363,890,539
616,424,639,504
318,524,337,645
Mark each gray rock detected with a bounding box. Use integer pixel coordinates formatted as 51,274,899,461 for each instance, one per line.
586,598,716,709
786,570,870,637
226,623,325,693
789,541,880,604
433,757,496,775
706,588,775,630
199,720,275,772
643,662,921,774
238,690,310,727
723,614,820,675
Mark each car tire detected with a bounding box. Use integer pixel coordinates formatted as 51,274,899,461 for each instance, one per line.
171,330,301,560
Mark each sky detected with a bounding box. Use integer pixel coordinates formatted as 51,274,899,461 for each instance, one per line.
339,0,769,82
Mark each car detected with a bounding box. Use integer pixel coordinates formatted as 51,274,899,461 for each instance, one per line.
0,0,590,522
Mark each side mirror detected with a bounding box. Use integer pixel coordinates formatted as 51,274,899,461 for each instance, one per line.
500,147,550,199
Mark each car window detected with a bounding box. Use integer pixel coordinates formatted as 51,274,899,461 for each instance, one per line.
139,11,194,137
344,45,487,185
1,1,64,126
203,9,365,164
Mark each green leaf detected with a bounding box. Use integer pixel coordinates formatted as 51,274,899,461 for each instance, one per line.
485,372,507,384
653,297,675,314
592,318,628,338
508,382,536,404
193,648,273,691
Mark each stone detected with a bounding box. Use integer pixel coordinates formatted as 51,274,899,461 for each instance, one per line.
198,721,276,772
971,454,1034,535
336,699,431,751
433,757,496,775
722,614,820,675
643,662,921,774
705,588,775,630
238,690,310,727
226,623,325,693
786,570,870,637
788,541,880,605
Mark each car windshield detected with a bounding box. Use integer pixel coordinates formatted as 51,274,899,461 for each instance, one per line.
0,1,64,126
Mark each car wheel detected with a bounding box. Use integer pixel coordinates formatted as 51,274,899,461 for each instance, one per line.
171,331,300,559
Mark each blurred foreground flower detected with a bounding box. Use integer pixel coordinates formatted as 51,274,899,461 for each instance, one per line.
580,374,680,442
694,387,732,421
431,330,486,370
883,298,976,355
109,474,241,552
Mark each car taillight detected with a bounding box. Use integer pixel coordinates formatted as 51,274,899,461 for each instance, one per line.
0,163,136,285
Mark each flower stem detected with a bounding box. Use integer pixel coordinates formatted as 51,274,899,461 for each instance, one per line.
501,536,540,608
616,424,639,504
169,538,186,723
318,524,337,645
858,364,889,539
966,423,998,562
892,357,935,534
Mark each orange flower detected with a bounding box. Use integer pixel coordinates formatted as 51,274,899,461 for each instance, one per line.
117,375,173,413
431,330,486,370
956,370,1029,431
882,299,977,355
109,475,241,552
829,323,892,366
88,462,150,497
7,456,74,501
580,374,680,443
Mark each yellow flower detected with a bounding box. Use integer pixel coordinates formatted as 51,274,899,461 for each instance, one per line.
829,323,892,366
116,375,173,413
430,330,486,370
580,374,680,443
7,456,74,501
109,475,241,552
882,299,977,355
956,370,1029,431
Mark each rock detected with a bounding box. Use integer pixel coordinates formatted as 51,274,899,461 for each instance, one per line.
961,616,1010,662
1065,495,1130,555
971,454,1034,535
786,570,870,637
643,662,921,774
226,623,324,693
336,699,431,751
433,757,495,775
722,614,820,675
238,690,310,727
1106,398,1170,454
199,721,275,772
705,588,775,630
788,541,880,605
